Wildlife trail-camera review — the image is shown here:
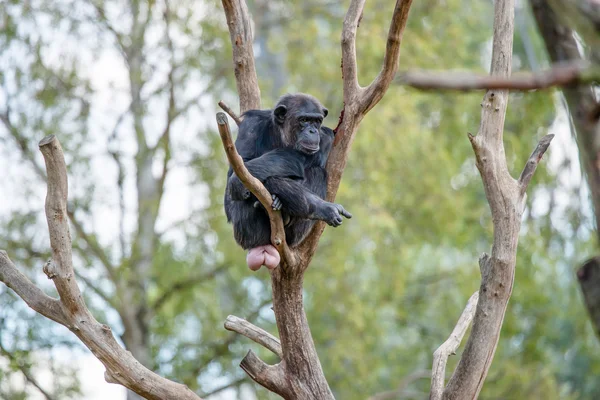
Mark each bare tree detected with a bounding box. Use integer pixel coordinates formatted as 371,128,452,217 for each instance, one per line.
0,0,559,399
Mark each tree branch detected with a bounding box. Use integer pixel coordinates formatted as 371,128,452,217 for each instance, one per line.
224,315,282,358
221,0,261,113
218,101,242,126
216,112,296,267
300,0,415,258
1,135,203,400
0,252,68,326
518,134,555,195
441,0,551,398
239,350,288,397
340,0,365,100
397,61,598,91
430,292,479,400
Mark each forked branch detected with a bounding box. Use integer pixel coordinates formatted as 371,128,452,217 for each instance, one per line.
0,135,202,400
438,0,553,398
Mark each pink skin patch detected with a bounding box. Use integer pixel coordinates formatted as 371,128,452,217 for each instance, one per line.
246,245,280,271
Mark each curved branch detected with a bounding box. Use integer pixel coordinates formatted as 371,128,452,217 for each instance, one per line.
239,350,288,396
0,135,203,400
216,112,296,266
0,251,68,326
224,315,282,358
218,101,242,126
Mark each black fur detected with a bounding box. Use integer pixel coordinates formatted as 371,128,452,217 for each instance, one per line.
224,94,351,249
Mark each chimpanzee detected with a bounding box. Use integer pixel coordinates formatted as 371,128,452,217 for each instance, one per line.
224,93,352,270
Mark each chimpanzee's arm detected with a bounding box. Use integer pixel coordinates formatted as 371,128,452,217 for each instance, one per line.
262,177,352,227
228,149,306,201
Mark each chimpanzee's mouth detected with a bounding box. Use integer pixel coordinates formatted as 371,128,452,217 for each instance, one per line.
303,145,319,154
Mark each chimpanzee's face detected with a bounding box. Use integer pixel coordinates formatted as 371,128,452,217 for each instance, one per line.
273,94,329,153
293,112,324,154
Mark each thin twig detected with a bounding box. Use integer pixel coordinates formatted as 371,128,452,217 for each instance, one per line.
218,101,242,126
430,292,479,400
518,134,555,195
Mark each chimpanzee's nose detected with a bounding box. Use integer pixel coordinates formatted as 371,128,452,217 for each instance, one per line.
310,128,318,134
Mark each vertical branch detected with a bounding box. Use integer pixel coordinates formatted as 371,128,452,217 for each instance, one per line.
221,0,261,113
440,1,553,399
39,135,86,314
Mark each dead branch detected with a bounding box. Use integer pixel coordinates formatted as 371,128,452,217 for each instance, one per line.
518,134,555,195
225,315,283,358
397,61,598,91
430,292,479,400
0,252,68,325
221,0,261,113
218,100,242,126
0,135,202,400
216,112,295,266
239,350,288,396
439,0,554,398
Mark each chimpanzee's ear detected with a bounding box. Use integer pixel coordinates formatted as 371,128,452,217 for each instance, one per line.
322,108,328,118
274,105,287,123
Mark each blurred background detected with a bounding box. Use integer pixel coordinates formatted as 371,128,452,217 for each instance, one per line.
0,0,598,399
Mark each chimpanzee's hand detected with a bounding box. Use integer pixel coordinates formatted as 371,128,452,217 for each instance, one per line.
321,203,352,227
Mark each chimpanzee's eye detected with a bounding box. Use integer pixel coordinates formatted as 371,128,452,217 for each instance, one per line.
299,117,307,124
